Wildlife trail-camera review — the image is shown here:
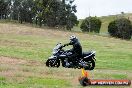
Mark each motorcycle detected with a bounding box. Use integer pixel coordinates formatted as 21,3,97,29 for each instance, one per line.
46,43,96,70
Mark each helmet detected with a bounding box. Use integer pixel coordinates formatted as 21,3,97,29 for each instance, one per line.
69,35,78,44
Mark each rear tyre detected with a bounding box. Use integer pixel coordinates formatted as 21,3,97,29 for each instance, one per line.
84,59,95,70
46,59,60,67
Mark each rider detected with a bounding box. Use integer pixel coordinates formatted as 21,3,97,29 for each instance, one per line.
63,35,82,67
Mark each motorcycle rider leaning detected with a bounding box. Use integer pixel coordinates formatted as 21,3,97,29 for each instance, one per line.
62,35,82,67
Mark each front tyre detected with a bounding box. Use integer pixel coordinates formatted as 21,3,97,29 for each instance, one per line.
46,59,60,67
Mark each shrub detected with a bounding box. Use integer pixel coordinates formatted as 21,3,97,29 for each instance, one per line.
108,18,132,40
80,17,102,33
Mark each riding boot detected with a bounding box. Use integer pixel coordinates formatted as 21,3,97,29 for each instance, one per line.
64,58,70,67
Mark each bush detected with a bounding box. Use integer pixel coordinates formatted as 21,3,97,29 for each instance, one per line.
108,18,132,40
80,17,102,33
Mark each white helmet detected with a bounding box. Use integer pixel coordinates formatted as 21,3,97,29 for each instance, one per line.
69,35,78,44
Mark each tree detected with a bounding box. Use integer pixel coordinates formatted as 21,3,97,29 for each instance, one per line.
33,0,61,27
108,18,132,40
11,0,21,20
80,17,102,33
10,0,34,23
0,0,10,19
1,0,78,30
64,0,78,30
32,0,78,29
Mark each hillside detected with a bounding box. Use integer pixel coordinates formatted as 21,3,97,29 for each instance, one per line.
78,13,132,33
0,23,132,88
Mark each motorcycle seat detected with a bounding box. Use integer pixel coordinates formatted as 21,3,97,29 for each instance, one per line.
82,51,92,57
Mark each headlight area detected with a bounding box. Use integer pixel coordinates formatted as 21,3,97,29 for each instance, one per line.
52,49,59,55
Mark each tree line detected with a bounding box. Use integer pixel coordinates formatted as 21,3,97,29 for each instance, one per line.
0,0,131,40
0,0,78,30
80,16,132,40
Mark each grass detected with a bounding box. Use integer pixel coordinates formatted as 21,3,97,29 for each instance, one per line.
0,22,132,88
0,33,132,70
0,77,71,88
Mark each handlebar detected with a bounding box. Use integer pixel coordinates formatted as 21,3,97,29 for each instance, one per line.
63,43,69,47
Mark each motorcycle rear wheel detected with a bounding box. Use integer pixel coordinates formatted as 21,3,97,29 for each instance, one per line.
46,59,60,67
84,59,95,70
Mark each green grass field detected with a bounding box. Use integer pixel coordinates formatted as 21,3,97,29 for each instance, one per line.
0,22,132,88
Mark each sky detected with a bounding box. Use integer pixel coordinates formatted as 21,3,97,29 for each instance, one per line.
74,0,132,19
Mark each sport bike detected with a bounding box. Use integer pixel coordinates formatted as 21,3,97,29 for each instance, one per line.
46,43,96,70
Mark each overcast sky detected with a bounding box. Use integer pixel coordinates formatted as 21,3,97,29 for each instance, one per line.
74,0,132,19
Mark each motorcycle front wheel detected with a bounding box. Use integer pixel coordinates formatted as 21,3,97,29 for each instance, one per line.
46,59,60,67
